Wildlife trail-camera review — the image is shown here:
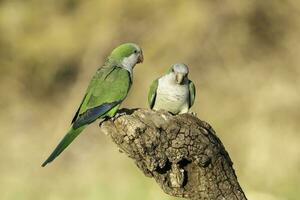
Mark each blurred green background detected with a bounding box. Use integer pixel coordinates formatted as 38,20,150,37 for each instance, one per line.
0,0,299,199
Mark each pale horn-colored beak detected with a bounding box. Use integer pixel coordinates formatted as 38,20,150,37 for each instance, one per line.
137,52,144,63
175,73,184,84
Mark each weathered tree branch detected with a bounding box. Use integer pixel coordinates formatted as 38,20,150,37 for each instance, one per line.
100,108,247,200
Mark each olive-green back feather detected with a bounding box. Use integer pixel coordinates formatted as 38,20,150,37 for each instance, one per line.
148,79,159,109
188,80,196,108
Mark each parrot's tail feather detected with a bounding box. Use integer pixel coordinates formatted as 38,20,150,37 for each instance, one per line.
41,126,86,167
42,100,122,167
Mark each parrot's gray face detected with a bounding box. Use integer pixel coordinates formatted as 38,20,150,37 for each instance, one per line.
121,48,143,70
130,45,144,65
171,63,189,84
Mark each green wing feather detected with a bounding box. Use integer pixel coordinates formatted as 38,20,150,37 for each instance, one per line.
42,65,131,167
148,79,159,109
188,80,196,108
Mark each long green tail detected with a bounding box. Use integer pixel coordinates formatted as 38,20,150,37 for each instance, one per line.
42,126,86,167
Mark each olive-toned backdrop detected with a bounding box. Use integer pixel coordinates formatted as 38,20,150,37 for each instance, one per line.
0,1,299,199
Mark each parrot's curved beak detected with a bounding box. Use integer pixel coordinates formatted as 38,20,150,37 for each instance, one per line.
175,73,185,84
137,51,144,63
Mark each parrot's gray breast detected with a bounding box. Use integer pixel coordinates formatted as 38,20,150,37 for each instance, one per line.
153,73,189,114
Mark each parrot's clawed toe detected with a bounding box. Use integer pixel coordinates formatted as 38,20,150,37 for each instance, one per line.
111,112,127,121
189,111,197,116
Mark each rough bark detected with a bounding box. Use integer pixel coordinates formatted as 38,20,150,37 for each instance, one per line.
100,108,247,200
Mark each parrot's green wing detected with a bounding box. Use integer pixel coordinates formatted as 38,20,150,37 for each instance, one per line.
188,80,196,108
42,66,131,167
148,79,159,109
71,66,117,124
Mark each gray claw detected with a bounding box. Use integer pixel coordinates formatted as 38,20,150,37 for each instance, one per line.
111,112,127,121
189,111,197,116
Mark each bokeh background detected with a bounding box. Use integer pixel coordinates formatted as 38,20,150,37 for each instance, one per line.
0,0,299,199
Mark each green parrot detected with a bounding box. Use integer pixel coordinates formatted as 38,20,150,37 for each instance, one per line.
148,63,195,114
42,43,143,167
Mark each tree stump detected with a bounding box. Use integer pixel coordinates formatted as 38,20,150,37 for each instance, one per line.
100,108,247,200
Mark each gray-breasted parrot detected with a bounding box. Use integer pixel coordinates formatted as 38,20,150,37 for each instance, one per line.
42,43,143,167
148,63,195,114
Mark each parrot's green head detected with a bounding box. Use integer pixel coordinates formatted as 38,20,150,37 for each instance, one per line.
109,43,143,70
168,63,189,84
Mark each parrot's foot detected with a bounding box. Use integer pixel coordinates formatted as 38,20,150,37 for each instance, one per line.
111,112,127,121
99,112,128,127
189,111,197,116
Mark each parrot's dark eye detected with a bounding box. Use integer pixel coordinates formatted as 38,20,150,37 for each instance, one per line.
134,50,138,54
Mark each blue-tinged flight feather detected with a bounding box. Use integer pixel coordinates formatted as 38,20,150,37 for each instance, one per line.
73,100,122,129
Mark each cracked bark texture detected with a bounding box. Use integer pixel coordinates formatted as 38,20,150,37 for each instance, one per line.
100,109,247,200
